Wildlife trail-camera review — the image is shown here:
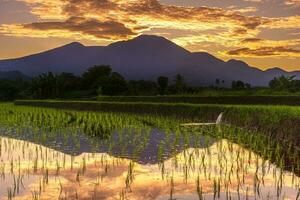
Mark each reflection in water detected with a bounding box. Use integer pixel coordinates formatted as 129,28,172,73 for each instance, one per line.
0,135,299,200
0,128,216,164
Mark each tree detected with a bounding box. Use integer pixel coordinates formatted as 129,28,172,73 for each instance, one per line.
174,74,185,93
102,72,127,96
127,80,158,95
0,80,19,100
269,75,299,92
81,65,112,89
30,72,57,99
231,80,245,90
215,79,220,87
56,73,81,97
157,76,169,95
245,83,251,89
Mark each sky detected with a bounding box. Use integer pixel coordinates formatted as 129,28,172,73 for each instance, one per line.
0,0,299,71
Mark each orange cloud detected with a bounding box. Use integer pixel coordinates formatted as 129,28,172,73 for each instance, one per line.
241,38,300,47
1,0,267,41
230,6,258,14
227,46,300,57
243,0,262,2
23,17,135,40
0,0,297,61
262,16,300,29
285,0,300,7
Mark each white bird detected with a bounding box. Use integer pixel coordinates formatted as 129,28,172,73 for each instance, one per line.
180,113,223,127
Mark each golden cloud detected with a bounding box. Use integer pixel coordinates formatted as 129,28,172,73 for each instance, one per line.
23,17,136,40
1,0,267,41
262,16,300,29
0,0,297,60
233,7,258,14
285,0,300,7
243,0,262,2
241,38,300,47
227,46,300,57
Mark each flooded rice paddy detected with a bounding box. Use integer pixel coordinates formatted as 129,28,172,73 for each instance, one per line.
0,104,299,199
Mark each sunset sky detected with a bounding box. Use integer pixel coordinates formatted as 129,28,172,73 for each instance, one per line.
0,0,299,71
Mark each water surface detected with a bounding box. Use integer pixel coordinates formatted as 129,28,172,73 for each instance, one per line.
0,128,299,200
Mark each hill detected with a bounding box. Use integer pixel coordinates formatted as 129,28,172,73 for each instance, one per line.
0,70,29,80
0,35,299,86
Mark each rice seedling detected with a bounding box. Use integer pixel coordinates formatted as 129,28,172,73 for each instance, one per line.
0,102,299,199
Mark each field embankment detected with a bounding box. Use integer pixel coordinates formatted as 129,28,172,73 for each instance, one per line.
97,96,300,106
15,100,300,147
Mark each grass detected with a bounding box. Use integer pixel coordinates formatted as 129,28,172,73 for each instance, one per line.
14,100,300,147
96,95,300,105
188,88,300,96
1,102,181,144
1,102,300,199
12,100,300,176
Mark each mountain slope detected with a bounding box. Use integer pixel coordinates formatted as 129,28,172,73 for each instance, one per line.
0,35,299,86
0,71,29,80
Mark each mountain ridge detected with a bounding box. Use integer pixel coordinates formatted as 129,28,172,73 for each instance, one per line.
0,71,29,80
0,35,299,86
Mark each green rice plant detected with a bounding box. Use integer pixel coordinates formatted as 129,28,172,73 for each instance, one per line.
196,176,203,200
96,95,300,106
13,100,300,148
0,102,300,199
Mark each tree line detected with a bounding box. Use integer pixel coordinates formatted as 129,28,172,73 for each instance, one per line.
0,65,300,100
0,65,187,100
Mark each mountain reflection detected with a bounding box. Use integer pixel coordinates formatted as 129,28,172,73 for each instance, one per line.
0,134,299,200
0,128,216,164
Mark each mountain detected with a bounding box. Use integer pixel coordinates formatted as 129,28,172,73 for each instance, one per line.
0,35,299,86
0,71,29,80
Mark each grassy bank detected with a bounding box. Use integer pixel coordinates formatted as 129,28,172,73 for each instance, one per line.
15,100,300,147
97,95,300,106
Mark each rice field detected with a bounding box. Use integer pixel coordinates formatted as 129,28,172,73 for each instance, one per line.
0,103,299,200
96,95,300,106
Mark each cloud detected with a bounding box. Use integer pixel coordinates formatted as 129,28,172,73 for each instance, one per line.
22,17,135,40
0,0,298,61
243,0,262,2
241,38,300,46
263,16,300,29
227,46,300,57
241,38,263,43
284,0,300,7
0,0,268,42
231,7,258,14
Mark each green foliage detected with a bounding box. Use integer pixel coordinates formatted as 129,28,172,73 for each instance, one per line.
14,100,300,147
56,72,81,96
0,80,19,100
168,74,186,94
231,80,251,90
2,102,300,198
101,72,128,96
269,75,300,92
30,72,82,99
1,102,181,140
174,74,185,92
30,72,57,99
81,65,112,89
1,64,300,100
127,80,158,96
12,100,300,178
82,66,127,96
96,95,300,106
157,76,169,95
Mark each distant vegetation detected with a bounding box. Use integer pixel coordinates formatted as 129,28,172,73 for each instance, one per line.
1,65,300,101
95,96,300,106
